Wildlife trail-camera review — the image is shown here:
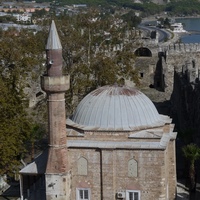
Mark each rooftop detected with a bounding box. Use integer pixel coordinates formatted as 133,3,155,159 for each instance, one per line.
67,85,168,131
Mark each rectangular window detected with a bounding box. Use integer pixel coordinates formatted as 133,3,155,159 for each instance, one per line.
76,188,90,200
126,190,140,200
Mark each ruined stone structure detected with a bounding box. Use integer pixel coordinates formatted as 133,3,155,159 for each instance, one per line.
19,21,177,200
166,54,200,180
130,42,200,103
171,58,200,138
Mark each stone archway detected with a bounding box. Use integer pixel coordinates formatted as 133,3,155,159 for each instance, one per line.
135,47,152,57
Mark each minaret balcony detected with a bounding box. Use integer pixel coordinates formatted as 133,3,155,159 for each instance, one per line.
41,75,70,92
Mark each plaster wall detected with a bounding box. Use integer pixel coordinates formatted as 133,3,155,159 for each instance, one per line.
45,173,71,200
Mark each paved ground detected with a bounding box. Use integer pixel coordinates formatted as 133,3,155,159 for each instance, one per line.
0,182,20,200
176,180,200,200
177,180,189,200
141,15,181,45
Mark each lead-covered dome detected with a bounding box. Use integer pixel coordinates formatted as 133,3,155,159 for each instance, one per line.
67,85,166,131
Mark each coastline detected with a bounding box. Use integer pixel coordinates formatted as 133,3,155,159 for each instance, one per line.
141,15,200,42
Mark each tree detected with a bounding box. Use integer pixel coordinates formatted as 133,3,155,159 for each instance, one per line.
0,28,46,176
121,10,141,28
182,143,200,193
53,10,139,115
32,9,48,19
0,15,17,23
28,124,46,161
0,76,31,176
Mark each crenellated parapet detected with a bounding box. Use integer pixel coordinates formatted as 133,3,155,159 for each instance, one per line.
159,43,200,55
80,35,200,58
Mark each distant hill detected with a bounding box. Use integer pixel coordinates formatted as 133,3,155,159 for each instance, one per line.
2,0,200,17
34,0,167,6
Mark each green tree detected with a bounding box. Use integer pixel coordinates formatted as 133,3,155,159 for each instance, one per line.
32,8,48,19
53,11,139,115
0,15,17,23
182,143,200,193
121,10,141,28
0,28,46,175
28,124,46,161
0,76,31,176
166,0,200,16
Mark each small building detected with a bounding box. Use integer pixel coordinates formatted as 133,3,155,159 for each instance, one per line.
13,13,32,23
72,4,87,8
0,12,7,16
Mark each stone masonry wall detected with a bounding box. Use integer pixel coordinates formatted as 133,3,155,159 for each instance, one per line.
134,43,200,104
160,43,200,55
167,140,177,200
171,68,200,144
68,147,170,200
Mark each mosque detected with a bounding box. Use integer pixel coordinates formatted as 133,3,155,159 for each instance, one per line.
19,21,177,200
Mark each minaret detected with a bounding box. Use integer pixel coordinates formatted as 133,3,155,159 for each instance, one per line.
41,20,70,200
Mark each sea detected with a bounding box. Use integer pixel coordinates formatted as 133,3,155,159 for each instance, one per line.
175,18,200,43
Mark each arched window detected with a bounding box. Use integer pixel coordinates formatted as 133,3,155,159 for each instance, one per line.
78,157,88,175
128,158,138,177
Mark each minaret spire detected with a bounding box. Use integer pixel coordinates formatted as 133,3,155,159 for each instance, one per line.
41,20,70,200
46,20,63,76
46,20,62,50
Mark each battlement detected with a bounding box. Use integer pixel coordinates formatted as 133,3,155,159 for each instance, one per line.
159,43,200,54
93,42,200,56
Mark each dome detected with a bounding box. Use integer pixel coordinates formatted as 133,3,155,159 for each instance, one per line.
67,85,166,131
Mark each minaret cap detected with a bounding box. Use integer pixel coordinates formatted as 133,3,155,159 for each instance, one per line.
46,20,62,50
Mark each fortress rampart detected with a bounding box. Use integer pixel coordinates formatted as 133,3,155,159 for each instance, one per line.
159,43,200,54
93,42,200,56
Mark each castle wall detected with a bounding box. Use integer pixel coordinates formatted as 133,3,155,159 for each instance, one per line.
160,43,200,55
171,68,200,144
134,43,200,103
169,65,200,182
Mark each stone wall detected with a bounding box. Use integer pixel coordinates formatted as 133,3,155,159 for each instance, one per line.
171,67,200,144
160,43,200,55
152,45,200,136
67,126,176,200
134,43,200,104
69,148,171,200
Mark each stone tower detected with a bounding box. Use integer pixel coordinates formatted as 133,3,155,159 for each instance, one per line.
41,20,71,200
